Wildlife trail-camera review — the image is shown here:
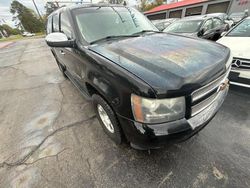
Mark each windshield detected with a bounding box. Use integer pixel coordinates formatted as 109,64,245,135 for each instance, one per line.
163,20,202,33
73,6,157,43
227,18,250,37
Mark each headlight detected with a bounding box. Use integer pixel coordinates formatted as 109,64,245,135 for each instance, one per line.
131,94,186,124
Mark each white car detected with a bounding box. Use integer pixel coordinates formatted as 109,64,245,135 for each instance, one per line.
218,17,250,88
22,32,35,37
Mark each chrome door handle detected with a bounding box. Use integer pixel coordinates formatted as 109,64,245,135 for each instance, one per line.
60,50,65,55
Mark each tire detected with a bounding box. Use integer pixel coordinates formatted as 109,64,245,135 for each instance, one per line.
92,94,122,144
56,60,67,78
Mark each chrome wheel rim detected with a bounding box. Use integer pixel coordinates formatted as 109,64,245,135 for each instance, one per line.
97,104,114,133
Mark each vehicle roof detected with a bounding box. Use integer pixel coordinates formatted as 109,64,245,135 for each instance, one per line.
230,12,245,15
68,3,124,10
206,13,227,16
181,14,222,21
181,15,208,20
48,3,125,17
152,18,179,23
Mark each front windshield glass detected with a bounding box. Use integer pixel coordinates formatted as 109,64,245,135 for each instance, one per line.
73,6,157,43
227,18,250,37
163,20,202,33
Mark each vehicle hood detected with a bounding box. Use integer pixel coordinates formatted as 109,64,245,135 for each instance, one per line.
217,37,250,59
90,33,230,97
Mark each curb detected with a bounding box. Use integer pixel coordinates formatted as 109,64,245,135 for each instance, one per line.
0,42,14,49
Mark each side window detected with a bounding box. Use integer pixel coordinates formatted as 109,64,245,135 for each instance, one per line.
202,19,213,31
213,18,222,28
52,13,59,32
60,12,73,39
46,17,52,34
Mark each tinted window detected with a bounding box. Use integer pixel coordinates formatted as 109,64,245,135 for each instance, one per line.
213,18,222,28
47,16,52,34
60,12,72,38
202,19,213,31
164,20,202,33
53,13,59,32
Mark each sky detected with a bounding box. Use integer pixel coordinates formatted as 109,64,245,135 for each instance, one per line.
0,0,139,28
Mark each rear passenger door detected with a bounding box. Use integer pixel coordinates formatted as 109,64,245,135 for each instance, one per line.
59,11,88,91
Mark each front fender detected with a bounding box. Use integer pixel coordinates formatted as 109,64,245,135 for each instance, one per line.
84,49,156,119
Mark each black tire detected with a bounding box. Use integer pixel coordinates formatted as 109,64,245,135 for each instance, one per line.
92,94,122,144
56,60,67,78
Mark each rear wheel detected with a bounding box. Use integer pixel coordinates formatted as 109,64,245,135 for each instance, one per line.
92,94,122,144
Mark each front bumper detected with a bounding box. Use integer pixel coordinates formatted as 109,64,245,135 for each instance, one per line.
118,86,229,150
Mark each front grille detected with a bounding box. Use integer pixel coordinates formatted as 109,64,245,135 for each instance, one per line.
190,67,230,116
232,58,250,70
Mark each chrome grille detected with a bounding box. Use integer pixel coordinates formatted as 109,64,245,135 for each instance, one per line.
232,58,250,70
190,67,230,116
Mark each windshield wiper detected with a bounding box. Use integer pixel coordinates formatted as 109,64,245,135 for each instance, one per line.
132,30,163,35
89,35,140,45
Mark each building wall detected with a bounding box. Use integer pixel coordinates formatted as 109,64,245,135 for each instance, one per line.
228,0,250,14
146,0,234,19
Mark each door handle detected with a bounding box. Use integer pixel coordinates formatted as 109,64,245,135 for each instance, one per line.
60,50,65,55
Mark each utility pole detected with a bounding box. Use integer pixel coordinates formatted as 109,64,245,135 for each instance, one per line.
0,20,5,38
32,0,43,21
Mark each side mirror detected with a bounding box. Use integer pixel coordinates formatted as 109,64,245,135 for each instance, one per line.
221,31,227,37
45,32,75,47
198,28,205,36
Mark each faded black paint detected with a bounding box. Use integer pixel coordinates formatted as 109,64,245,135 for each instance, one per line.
46,5,231,149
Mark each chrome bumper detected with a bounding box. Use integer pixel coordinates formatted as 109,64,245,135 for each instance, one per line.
188,85,229,130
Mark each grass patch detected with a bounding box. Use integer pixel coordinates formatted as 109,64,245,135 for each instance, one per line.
0,32,45,42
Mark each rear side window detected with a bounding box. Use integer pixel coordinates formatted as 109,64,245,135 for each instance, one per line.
202,19,213,31
213,18,222,28
53,13,59,32
46,17,52,34
60,12,72,39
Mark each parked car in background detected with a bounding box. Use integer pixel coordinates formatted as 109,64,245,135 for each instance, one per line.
206,13,233,29
218,17,250,88
164,15,227,41
22,32,35,37
46,4,231,149
229,11,248,25
152,18,179,31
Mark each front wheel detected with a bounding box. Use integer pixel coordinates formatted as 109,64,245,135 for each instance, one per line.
92,94,122,144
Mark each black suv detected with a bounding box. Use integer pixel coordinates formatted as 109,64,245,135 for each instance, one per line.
164,15,228,41
46,4,231,149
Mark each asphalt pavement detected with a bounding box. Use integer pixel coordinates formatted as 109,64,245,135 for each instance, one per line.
0,38,249,188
